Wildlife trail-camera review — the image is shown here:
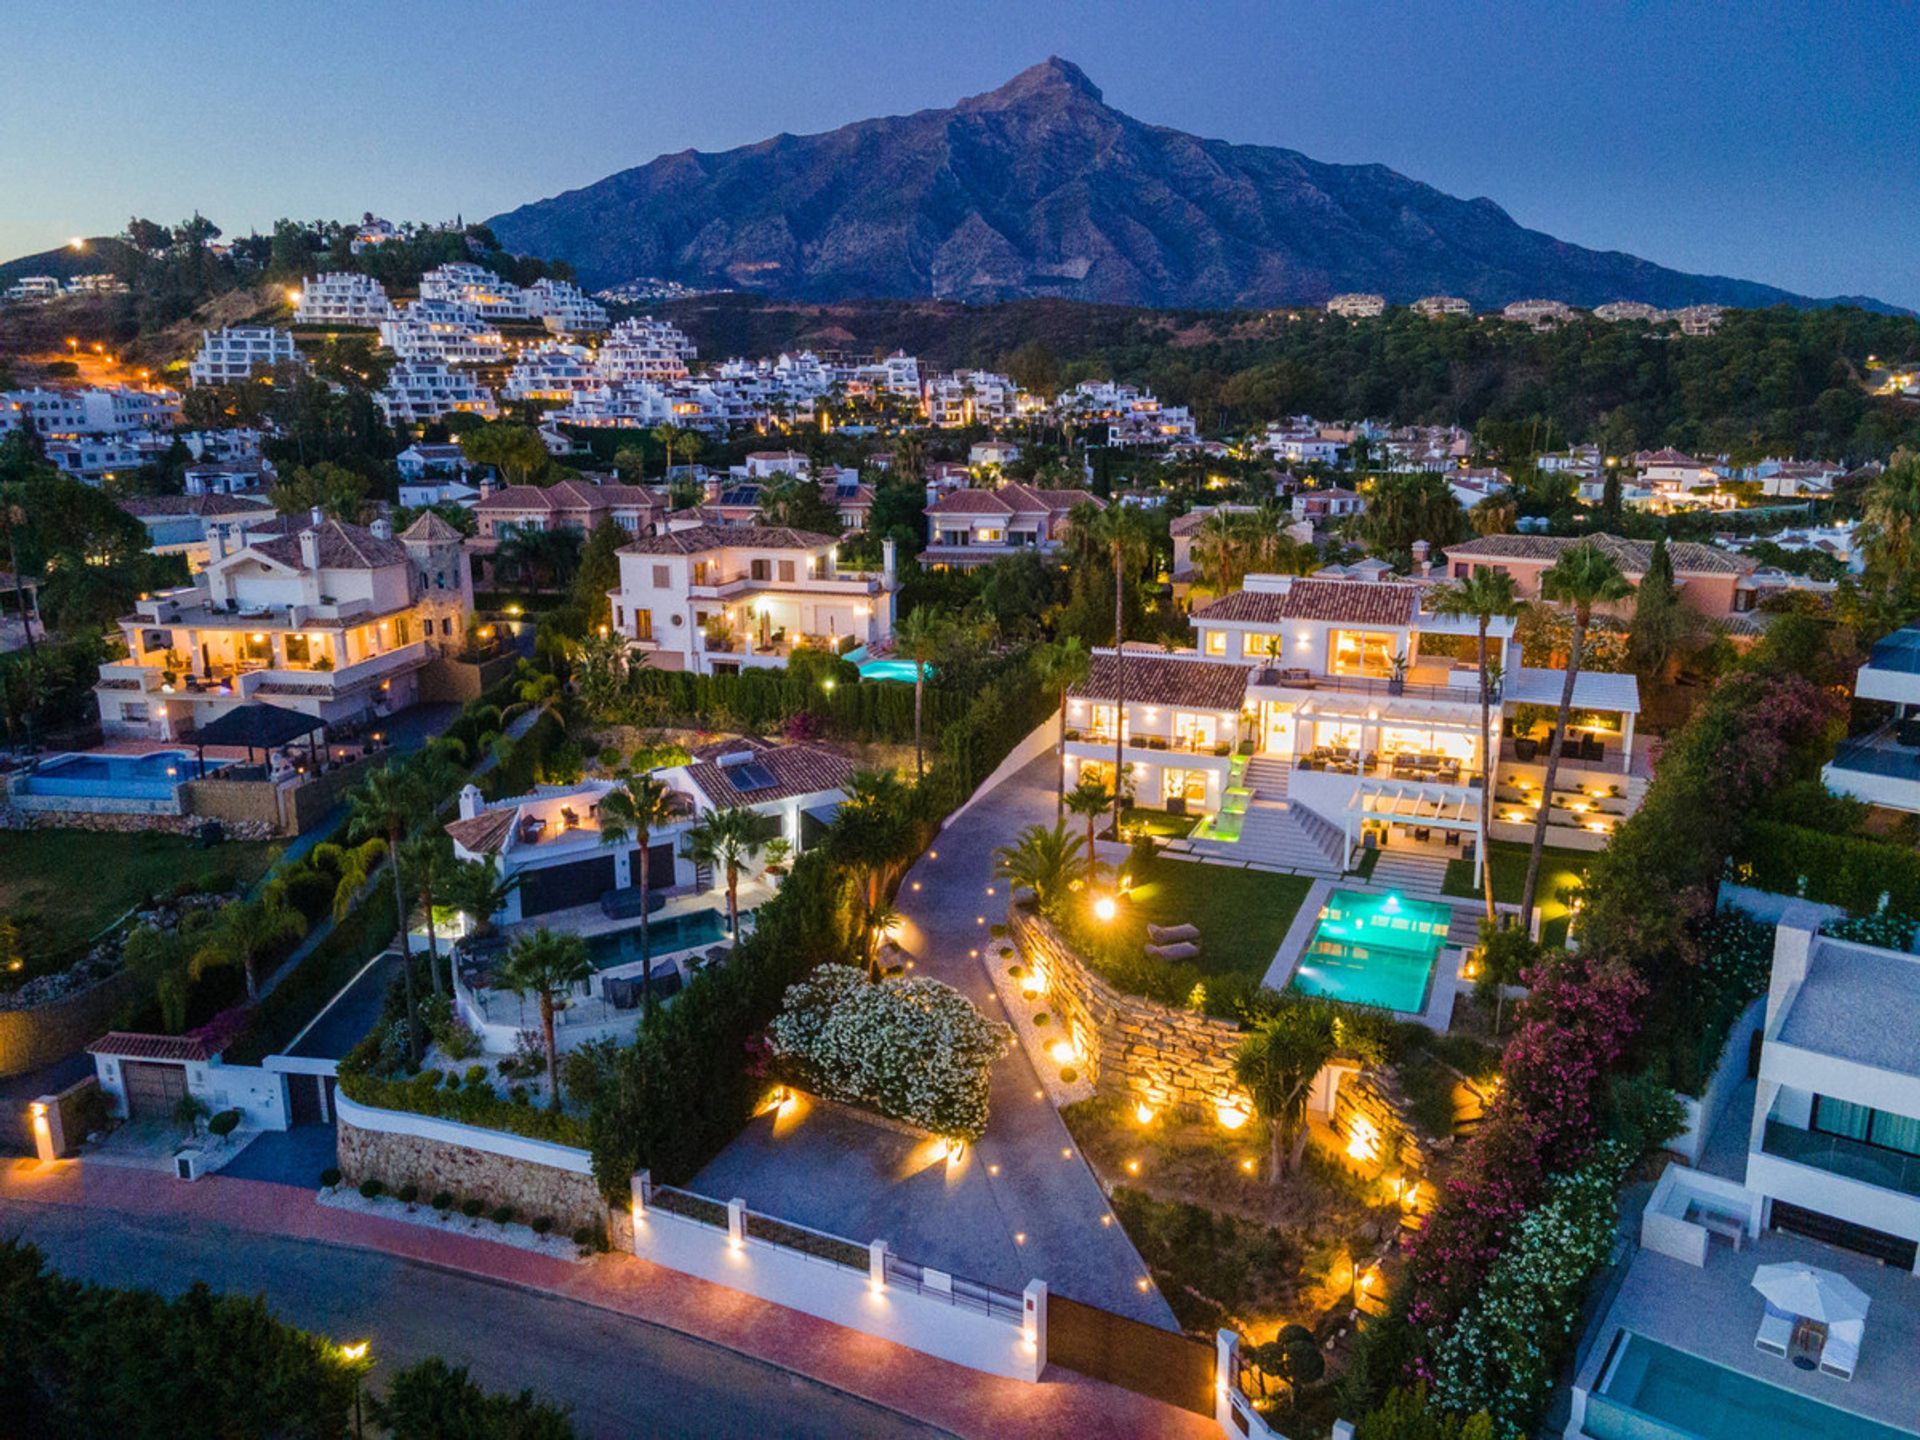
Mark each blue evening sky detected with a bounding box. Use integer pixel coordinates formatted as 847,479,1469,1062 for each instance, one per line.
3,0,1915,307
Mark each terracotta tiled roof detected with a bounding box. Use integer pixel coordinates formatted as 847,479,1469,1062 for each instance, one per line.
927,489,1015,515
87,1031,219,1062
1069,652,1250,711
249,519,409,570
685,744,853,807
1170,504,1259,537
445,808,517,856
1195,580,1420,627
398,512,465,543
120,494,272,519
1444,533,1751,576
688,735,773,763
618,523,836,555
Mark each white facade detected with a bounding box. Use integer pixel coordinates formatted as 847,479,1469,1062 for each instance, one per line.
1326,293,1387,318
1503,298,1579,329
293,272,394,326
379,299,506,364
376,361,499,426
597,316,696,384
1,385,180,437
1412,295,1470,317
504,343,598,401
418,262,530,320
188,327,299,386
525,277,608,334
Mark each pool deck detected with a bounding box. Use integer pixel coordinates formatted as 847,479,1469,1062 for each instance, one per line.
1255,877,1471,1030
1573,1226,1920,1436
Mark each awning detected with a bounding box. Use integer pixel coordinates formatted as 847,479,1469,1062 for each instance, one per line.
1347,780,1482,831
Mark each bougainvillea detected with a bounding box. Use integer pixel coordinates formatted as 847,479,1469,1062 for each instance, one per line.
768,965,1013,1141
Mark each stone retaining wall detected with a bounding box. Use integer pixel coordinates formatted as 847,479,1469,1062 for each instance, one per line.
0,805,273,841
336,1111,610,1237
1008,905,1250,1116
0,969,142,1080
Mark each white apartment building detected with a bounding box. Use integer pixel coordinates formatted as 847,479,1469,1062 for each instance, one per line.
96,512,472,737
4,276,63,302
293,272,394,326
1823,625,1920,816
1,385,181,437
597,317,696,384
1593,300,1665,322
418,262,530,321
1672,304,1727,336
609,525,896,675
188,327,299,386
924,370,1023,428
1503,298,1579,329
1264,426,1346,467
65,274,129,296
549,382,675,429
1412,295,1471,317
376,361,499,426
379,299,507,365
504,343,598,402
1326,293,1387,319
45,438,148,485
525,277,608,334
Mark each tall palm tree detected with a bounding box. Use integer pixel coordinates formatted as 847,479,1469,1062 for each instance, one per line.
686,806,764,950
350,762,430,1065
1064,775,1114,866
598,772,680,1015
1429,569,1520,922
830,768,915,977
400,830,457,995
893,606,947,777
1857,449,1920,600
194,884,307,1002
1521,543,1634,926
498,928,592,1111
1033,636,1092,816
992,821,1090,912
1234,998,1382,1181
651,422,679,482
1086,502,1150,839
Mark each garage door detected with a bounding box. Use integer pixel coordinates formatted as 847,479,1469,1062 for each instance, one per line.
519,855,618,918
123,1061,188,1120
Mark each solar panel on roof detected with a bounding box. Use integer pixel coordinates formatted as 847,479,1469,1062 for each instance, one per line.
726,762,778,792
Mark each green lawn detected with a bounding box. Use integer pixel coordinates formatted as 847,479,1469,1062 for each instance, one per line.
0,830,277,969
1116,805,1200,839
1111,856,1313,981
1443,839,1587,948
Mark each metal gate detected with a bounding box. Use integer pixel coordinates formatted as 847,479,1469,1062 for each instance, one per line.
122,1061,188,1119
1047,1294,1215,1416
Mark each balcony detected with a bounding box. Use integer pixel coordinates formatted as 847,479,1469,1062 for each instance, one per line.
1762,1120,1920,1200
1062,729,1234,758
689,569,885,601
1249,666,1486,706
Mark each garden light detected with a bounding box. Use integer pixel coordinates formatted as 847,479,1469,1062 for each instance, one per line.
1092,895,1117,922
1215,1100,1251,1131
340,1341,369,1363
1134,1101,1155,1125
1049,1040,1075,1065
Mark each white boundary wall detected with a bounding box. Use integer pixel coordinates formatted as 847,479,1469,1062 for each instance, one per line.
941,714,1060,828
630,1173,1044,1382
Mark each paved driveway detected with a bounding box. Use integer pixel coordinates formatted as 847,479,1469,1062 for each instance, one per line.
698,752,1176,1328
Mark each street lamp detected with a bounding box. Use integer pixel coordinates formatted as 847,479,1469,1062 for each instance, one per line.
340,1341,370,1438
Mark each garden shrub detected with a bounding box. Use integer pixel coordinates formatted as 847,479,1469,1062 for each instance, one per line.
359,1179,384,1200
1822,908,1918,951
398,1183,419,1205
1734,819,1920,915
767,964,1013,1142
370,1356,576,1440
531,1216,552,1236
432,1191,453,1213
491,1205,515,1225
462,1198,485,1219
320,1167,341,1189
206,1108,241,1138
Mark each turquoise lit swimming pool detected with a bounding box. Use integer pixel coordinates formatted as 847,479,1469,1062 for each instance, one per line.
843,646,926,683
1587,1331,1919,1440
1289,889,1451,1013
585,907,732,970
15,749,232,801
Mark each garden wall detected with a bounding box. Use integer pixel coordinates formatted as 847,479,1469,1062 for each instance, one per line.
1008,906,1248,1116
417,653,518,705
334,1091,609,1236
0,969,142,1079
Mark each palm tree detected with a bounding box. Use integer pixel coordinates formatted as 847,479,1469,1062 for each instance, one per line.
441,858,520,940
498,928,591,1111
830,768,915,976
1086,502,1150,839
1033,636,1092,816
194,884,307,1002
400,830,457,995
992,821,1090,912
325,837,387,923
1064,775,1114,864
894,606,947,777
1521,542,1634,926
1429,569,1520,922
651,422,679,482
686,806,764,950
1857,449,1920,597
350,762,430,1065
598,772,681,1015
1234,998,1382,1181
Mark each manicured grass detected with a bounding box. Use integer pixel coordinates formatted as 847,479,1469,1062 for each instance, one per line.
1111,856,1313,982
1443,839,1587,948
1117,805,1200,839
0,829,277,965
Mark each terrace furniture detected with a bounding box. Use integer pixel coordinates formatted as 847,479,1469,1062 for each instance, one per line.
1588,741,1606,764
1148,923,1201,944
1166,797,1187,815
1692,1208,1745,1251
1790,1318,1828,1370
1820,1322,1861,1380
1146,941,1201,962
518,817,547,842
1414,827,1432,843
1514,739,1538,761
559,806,579,829
1444,831,1461,849
1755,1305,1792,1357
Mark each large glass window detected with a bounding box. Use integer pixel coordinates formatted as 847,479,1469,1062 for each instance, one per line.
1814,1096,1920,1156
1330,630,1397,678
1163,768,1207,804
1175,712,1219,749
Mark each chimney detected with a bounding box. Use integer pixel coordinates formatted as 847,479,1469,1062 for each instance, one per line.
370,517,393,541
1411,538,1431,577
882,537,897,584
309,506,324,528
299,527,321,571
458,784,483,821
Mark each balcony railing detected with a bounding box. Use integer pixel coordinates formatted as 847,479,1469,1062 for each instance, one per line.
1062,729,1233,757
1763,1119,1920,1199
1251,667,1486,704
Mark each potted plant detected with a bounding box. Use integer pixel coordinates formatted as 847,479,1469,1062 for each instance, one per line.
1388,651,1409,695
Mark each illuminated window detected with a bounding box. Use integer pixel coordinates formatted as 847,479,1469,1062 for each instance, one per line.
1203,631,1228,656
1331,630,1396,678
1162,768,1206,803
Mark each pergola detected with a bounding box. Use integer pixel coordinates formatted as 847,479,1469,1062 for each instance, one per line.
1345,778,1487,886
186,701,327,774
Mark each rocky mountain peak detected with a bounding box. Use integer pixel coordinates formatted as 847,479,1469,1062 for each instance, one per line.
957,56,1105,112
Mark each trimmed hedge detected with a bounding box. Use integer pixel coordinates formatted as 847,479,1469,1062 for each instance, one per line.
629,666,955,743
225,878,398,1065
1735,819,1920,916
337,1035,590,1149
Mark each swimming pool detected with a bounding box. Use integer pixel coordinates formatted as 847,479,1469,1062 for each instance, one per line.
14,749,232,801
585,907,732,970
1289,889,1452,1013
1588,1330,1919,1440
843,645,926,684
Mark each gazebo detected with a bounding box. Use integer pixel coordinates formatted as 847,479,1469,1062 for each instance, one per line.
186,701,328,775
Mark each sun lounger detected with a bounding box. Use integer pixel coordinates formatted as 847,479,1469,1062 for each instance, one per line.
1147,923,1201,944
1146,941,1201,962
1821,1321,1861,1380
1755,1306,1792,1357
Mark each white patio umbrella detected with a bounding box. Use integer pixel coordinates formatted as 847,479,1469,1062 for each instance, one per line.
1752,1262,1872,1325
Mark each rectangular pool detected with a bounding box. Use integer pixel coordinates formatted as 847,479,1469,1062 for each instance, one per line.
1289,888,1451,1013
15,749,232,801
586,907,731,970
1588,1330,1919,1440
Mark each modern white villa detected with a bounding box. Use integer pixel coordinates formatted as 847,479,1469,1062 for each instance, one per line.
1063,573,1646,877
1823,624,1920,816
608,525,897,675
95,511,472,737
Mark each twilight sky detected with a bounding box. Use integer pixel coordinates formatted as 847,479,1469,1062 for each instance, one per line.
4,0,1916,308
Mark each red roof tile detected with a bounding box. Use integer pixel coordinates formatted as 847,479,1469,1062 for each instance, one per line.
87,1031,219,1062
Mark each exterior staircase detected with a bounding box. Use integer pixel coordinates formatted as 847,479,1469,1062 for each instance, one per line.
1367,849,1452,897
1190,758,1346,873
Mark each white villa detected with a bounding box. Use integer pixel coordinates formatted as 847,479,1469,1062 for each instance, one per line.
95,511,472,737
188,327,299,386
1823,625,1920,816
609,526,897,675
1326,293,1387,319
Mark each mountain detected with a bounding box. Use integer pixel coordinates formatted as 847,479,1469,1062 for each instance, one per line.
487,59,1888,314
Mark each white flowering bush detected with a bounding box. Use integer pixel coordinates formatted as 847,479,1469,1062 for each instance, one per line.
767,965,1013,1142
1428,1144,1628,1438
